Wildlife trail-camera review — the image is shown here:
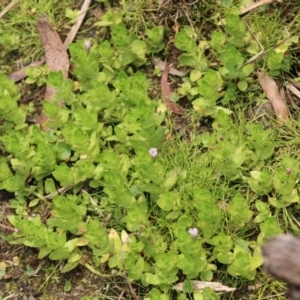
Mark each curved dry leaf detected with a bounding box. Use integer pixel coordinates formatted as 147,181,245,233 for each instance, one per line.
173,280,236,292
161,63,183,115
257,72,289,121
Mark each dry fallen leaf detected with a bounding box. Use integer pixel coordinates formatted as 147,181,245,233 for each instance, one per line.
36,14,70,128
172,280,236,292
37,14,69,78
8,0,92,83
257,72,289,121
161,62,183,115
153,57,188,77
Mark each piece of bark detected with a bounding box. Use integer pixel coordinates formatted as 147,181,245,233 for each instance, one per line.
161,62,183,115
173,280,236,292
262,234,300,300
257,72,289,121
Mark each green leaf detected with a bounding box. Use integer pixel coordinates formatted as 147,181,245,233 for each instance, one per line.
178,53,197,67
220,0,233,7
248,170,273,194
161,168,181,190
95,11,123,27
258,217,282,244
220,44,244,71
237,80,248,91
174,26,197,52
267,49,284,71
0,158,12,181
217,252,234,264
0,266,6,280
52,163,74,186
228,193,253,228
84,218,110,256
73,159,95,183
63,124,90,154
157,192,178,212
146,26,164,45
61,262,79,273
273,167,295,195
145,26,164,53
210,31,227,52
225,14,246,39
56,142,71,161
74,106,98,130
144,273,161,285
63,280,72,292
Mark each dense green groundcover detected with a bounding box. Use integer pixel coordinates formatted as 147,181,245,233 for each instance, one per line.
1,1,300,299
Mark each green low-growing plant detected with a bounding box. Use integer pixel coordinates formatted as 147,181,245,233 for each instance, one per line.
1,5,300,299
174,8,295,118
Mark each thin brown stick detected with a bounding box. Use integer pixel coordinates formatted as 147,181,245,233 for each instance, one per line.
117,289,126,300
63,0,92,48
3,292,20,300
125,276,139,300
240,0,282,15
0,0,19,19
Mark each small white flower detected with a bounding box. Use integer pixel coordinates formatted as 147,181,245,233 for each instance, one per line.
149,148,158,158
84,40,91,51
188,228,198,238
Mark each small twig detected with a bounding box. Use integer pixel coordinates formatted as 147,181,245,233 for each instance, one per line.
82,189,112,227
286,83,300,100
0,0,19,19
43,185,74,200
240,0,283,15
0,223,18,233
3,292,20,300
33,261,45,276
125,276,139,300
27,185,74,204
63,0,92,48
81,262,116,278
260,292,286,300
82,189,103,217
290,214,300,229
244,35,291,65
117,289,126,300
7,59,46,82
